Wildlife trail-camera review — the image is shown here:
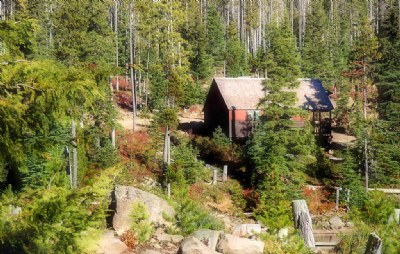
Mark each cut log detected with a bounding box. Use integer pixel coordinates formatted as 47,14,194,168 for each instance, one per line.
292,200,315,247
364,233,382,254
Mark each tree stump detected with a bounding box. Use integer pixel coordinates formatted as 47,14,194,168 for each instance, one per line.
292,200,315,247
364,233,382,254
222,165,228,182
213,169,218,185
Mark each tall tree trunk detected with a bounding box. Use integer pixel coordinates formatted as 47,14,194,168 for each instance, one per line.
115,0,119,91
129,3,136,131
71,119,78,188
290,0,294,34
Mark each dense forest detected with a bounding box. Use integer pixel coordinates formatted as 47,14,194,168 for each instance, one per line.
0,0,399,253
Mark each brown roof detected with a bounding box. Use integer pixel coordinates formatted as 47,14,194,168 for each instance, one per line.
213,78,265,109
212,77,334,111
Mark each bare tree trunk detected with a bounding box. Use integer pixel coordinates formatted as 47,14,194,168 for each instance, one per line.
109,77,116,148
363,64,369,192
364,233,382,254
129,3,136,131
71,119,78,188
114,0,119,91
292,200,315,247
290,0,294,34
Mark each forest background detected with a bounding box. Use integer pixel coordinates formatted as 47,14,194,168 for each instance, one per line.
0,0,399,253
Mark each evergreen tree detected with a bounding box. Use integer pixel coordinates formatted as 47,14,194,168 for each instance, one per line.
225,23,248,77
373,2,400,186
301,0,334,83
205,5,225,66
265,21,301,87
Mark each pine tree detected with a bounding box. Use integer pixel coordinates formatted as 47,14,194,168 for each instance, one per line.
225,23,248,77
301,0,334,83
265,21,301,88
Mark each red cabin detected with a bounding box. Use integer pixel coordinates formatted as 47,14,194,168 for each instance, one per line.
203,78,334,139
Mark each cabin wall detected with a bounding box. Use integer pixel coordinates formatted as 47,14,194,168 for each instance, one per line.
232,109,257,138
204,83,229,136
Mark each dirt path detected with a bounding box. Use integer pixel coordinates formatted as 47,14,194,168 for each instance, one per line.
331,131,356,144
117,108,151,131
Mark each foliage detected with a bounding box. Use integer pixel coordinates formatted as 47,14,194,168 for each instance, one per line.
0,166,117,253
194,127,241,163
153,108,179,130
361,190,395,225
130,202,154,244
261,231,312,254
336,149,366,209
168,141,208,185
170,196,224,236
337,222,400,254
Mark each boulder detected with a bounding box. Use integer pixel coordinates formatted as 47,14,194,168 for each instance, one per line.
232,224,261,237
156,233,184,243
178,236,218,254
96,230,131,254
216,233,264,254
190,229,222,251
329,216,345,229
112,186,175,233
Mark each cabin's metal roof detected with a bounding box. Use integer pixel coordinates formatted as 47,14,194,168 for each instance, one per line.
212,77,334,111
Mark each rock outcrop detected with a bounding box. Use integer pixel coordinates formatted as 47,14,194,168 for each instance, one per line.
329,216,345,230
216,233,264,254
96,230,131,254
112,185,175,233
190,229,223,251
178,236,219,254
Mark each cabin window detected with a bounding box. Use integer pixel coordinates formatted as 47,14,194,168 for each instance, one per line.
246,110,260,121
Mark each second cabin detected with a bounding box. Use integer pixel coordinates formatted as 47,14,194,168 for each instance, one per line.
203,77,334,140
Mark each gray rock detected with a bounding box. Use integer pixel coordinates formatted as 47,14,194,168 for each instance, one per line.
216,233,264,254
232,224,261,237
190,229,223,251
112,186,175,233
96,230,130,254
156,233,184,243
329,216,345,229
178,236,218,254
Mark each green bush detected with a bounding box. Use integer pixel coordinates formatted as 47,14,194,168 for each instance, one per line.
170,197,224,236
362,191,395,225
168,142,208,185
130,202,154,244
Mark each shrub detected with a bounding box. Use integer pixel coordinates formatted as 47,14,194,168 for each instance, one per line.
362,191,395,225
130,202,154,244
170,197,224,236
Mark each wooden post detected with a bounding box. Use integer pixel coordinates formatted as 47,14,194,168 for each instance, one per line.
364,233,382,254
167,183,171,199
292,200,315,247
222,165,228,183
213,169,218,185
163,126,170,166
335,187,342,211
388,209,400,224
346,189,351,204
